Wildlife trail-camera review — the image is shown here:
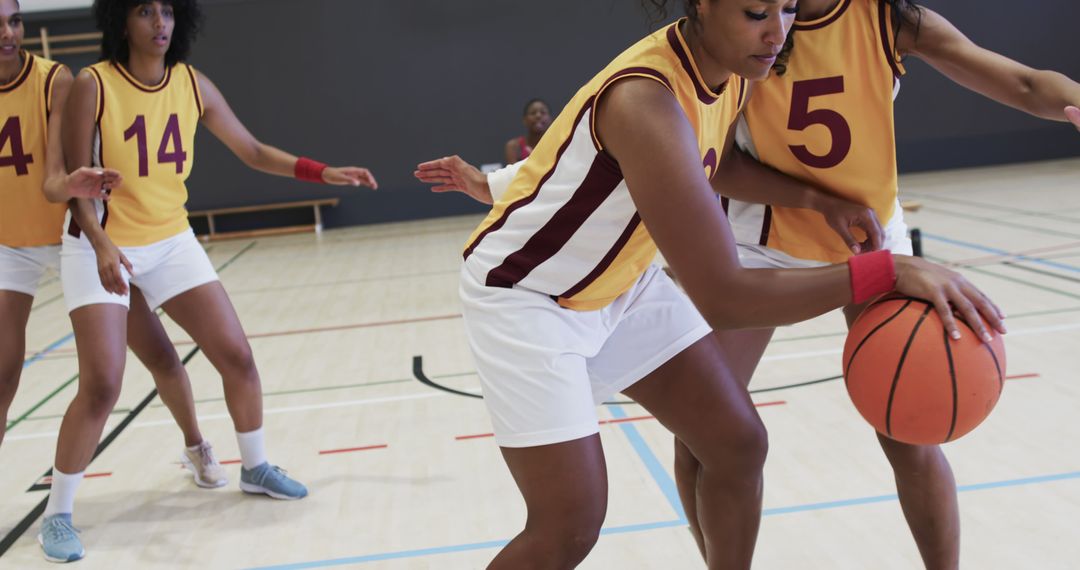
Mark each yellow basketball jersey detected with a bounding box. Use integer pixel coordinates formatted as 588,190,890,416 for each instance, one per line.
735,0,905,263
0,52,65,247
464,20,747,311
79,61,203,247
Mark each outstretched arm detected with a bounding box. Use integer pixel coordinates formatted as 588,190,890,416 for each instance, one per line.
897,7,1080,126
414,157,524,205
41,66,121,202
196,70,378,188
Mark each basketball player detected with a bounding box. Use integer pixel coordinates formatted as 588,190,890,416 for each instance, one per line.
38,0,378,561
1,0,227,499
420,0,1004,566
676,1,1080,567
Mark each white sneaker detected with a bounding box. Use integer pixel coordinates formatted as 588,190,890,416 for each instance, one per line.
182,441,228,488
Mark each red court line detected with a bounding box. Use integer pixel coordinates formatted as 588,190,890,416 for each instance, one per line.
1006,373,1040,381
318,444,389,456
221,459,242,466
39,472,112,485
455,401,788,440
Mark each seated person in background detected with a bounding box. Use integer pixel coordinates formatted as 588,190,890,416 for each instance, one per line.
503,98,550,165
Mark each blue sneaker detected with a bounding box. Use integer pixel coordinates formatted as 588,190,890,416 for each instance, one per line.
239,463,308,500
37,514,85,563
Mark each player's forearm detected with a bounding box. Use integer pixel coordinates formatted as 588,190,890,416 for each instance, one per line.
42,173,71,203
69,198,109,249
713,148,819,209
243,142,301,178
1023,70,1080,121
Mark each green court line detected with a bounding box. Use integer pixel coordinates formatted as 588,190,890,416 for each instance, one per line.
8,241,257,432
19,408,132,423
4,372,79,432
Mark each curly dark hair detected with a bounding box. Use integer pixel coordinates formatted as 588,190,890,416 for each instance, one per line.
93,0,202,67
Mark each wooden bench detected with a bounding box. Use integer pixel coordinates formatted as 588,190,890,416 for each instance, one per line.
187,198,340,242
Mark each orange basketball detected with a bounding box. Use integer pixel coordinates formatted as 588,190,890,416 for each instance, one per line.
842,296,1006,445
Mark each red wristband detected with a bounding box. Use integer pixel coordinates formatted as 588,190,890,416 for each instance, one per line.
295,157,328,183
848,250,896,304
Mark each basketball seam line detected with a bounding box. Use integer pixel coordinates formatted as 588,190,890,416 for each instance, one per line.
942,327,959,443
885,305,933,437
844,299,914,387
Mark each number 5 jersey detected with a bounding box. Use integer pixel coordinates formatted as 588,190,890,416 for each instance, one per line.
730,0,906,263
70,61,203,246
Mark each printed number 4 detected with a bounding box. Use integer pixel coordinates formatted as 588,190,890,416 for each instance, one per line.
788,76,851,169
0,117,35,176
124,114,187,177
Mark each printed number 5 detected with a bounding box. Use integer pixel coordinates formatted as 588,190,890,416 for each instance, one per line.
788,76,850,169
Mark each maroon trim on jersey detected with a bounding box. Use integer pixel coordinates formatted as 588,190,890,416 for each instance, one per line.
485,148,625,289
43,63,61,117
113,62,173,93
758,205,773,246
794,0,851,31
0,51,34,93
878,1,904,79
667,24,725,105
558,213,641,300
184,64,203,117
463,99,596,261
88,67,106,124
736,77,748,110
66,203,109,239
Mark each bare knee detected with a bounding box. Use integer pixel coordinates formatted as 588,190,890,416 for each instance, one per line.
77,378,122,418
526,506,605,567
136,344,184,377
216,340,257,378
693,417,769,474
0,365,20,404
878,435,945,474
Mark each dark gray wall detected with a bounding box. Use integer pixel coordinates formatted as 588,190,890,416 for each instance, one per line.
28,1,1080,229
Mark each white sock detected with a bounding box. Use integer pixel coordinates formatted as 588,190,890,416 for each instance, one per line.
236,428,268,470
44,469,84,517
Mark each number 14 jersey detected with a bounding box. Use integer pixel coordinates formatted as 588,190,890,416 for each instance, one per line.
731,0,906,263
76,61,203,247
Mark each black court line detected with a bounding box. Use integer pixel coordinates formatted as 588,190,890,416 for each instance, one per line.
413,356,856,401
0,346,201,558
904,191,1080,226
1000,261,1080,285
920,205,1080,240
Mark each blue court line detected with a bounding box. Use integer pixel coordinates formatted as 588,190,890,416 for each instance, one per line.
21,333,74,370
608,405,687,521
923,232,1080,274
247,469,1080,569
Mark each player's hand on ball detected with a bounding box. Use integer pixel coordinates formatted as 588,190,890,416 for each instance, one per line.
893,255,1006,343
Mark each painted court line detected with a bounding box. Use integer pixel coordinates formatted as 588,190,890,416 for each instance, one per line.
318,444,389,456
924,232,1080,274
5,393,448,442
245,470,1080,569
455,402,786,441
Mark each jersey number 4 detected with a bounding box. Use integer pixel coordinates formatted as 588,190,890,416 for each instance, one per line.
0,117,35,176
788,76,851,169
124,114,187,176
